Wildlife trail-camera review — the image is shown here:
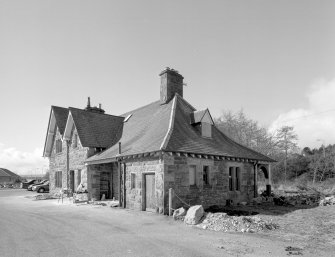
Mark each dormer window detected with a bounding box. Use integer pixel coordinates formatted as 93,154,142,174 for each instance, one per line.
190,109,214,138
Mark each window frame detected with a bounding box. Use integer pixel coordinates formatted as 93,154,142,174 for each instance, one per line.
228,166,242,192
73,133,78,148
229,167,234,191
131,173,136,189
203,165,210,186
55,139,62,154
55,171,62,188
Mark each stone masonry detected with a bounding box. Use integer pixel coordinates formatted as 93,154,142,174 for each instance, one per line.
163,154,255,212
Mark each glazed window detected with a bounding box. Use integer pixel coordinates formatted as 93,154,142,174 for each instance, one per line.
55,171,62,188
229,167,233,191
56,139,62,153
203,166,210,185
73,134,78,148
131,173,136,189
189,165,197,186
235,167,241,191
229,167,241,191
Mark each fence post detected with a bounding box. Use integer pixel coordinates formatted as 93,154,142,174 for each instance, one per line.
169,188,173,216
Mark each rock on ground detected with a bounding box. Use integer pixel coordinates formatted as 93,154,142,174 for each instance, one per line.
184,205,204,225
173,207,187,220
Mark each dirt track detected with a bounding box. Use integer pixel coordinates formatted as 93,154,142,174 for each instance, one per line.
0,190,334,257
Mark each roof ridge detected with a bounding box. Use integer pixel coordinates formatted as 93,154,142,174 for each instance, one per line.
160,96,178,150
68,107,124,119
120,100,160,117
174,94,196,111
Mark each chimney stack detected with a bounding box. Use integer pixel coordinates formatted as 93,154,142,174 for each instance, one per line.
159,67,184,104
84,97,105,114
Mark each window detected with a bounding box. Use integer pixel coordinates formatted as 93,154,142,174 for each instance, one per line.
55,139,62,153
229,167,233,191
235,167,241,191
203,166,210,185
131,173,136,189
201,122,212,138
73,134,78,148
55,171,62,188
189,165,196,186
228,167,241,191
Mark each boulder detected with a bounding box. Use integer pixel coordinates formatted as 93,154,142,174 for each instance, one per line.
252,197,262,205
173,207,187,220
184,205,204,225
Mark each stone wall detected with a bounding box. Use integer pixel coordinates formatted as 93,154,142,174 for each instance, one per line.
123,156,164,213
68,128,89,192
49,127,90,195
163,154,255,212
87,163,117,201
49,128,67,195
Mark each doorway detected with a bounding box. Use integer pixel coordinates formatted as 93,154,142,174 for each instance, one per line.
144,173,156,212
100,171,111,199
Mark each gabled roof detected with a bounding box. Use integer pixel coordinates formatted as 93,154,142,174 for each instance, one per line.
85,99,175,163
43,106,69,157
164,96,274,162
0,168,20,178
86,95,274,164
52,106,69,135
63,108,124,148
190,109,214,125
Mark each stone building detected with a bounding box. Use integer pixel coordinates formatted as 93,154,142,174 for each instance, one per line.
43,68,274,213
0,168,21,185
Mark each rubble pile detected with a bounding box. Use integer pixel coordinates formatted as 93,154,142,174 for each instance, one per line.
273,194,321,206
254,190,322,206
197,212,278,233
319,195,335,206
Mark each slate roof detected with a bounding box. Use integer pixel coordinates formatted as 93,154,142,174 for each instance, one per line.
86,95,275,163
190,110,207,124
0,168,20,178
164,96,274,162
52,106,69,135
85,100,173,162
69,108,124,148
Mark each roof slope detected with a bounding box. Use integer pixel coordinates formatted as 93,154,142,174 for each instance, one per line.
86,100,173,162
164,96,274,162
86,95,274,163
0,168,20,178
52,106,69,135
69,108,124,148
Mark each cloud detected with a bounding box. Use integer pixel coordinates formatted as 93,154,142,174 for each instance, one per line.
0,143,48,175
269,78,335,148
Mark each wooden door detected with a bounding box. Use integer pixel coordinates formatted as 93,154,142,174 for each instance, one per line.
145,174,156,212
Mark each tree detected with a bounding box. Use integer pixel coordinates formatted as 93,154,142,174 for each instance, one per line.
274,126,298,183
215,110,276,156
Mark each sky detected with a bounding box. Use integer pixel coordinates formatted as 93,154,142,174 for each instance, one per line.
0,0,335,174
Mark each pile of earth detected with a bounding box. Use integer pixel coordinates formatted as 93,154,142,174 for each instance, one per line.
197,212,278,233
319,195,335,206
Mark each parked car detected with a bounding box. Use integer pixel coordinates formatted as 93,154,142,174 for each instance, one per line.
27,180,48,191
32,181,49,193
21,179,37,189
